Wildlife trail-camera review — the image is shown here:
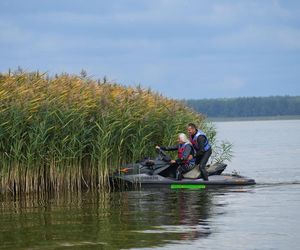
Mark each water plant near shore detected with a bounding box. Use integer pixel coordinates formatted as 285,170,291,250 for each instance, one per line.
0,70,221,195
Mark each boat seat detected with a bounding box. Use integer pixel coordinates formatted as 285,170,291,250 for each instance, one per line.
183,166,200,179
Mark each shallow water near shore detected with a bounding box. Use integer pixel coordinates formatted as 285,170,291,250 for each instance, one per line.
1,119,300,249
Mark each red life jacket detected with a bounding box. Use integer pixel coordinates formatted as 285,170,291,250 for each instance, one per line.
178,143,195,165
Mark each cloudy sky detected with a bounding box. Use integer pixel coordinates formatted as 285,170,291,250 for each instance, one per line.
0,0,299,99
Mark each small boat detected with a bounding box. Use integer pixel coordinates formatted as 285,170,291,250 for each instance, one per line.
111,149,256,188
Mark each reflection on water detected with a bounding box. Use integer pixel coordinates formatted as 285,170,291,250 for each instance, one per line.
0,188,252,249
1,184,299,249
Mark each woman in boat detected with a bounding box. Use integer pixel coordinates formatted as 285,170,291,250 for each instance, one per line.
155,133,195,180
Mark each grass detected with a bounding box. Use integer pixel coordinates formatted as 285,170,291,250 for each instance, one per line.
0,70,220,195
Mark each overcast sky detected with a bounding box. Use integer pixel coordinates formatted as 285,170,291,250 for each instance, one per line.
1,0,299,99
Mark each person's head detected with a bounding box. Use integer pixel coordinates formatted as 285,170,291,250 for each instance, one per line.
177,133,190,144
187,123,197,137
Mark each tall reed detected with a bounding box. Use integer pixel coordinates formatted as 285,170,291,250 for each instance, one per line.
0,70,215,195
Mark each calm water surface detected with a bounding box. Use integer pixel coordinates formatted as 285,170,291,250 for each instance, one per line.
1,120,300,249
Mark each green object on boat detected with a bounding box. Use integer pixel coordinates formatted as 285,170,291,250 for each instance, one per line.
171,184,206,189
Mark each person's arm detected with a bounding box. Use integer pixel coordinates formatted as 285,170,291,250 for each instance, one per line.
196,135,207,156
160,145,178,151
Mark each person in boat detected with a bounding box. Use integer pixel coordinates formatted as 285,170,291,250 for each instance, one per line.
155,133,195,180
187,123,212,181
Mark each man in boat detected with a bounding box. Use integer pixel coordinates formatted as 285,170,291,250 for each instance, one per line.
187,123,212,181
156,133,195,180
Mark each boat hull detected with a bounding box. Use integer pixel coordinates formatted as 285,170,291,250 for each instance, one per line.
112,173,256,188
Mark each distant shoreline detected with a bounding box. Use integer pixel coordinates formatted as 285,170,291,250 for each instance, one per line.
185,96,300,119
208,115,300,122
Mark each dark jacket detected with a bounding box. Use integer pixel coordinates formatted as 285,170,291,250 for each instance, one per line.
160,144,194,165
194,134,209,157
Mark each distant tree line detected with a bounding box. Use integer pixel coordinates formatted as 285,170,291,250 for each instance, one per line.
185,96,300,118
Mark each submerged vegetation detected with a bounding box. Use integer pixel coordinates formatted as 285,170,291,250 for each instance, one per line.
0,70,225,195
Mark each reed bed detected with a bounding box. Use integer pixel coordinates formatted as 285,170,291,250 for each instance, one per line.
0,70,215,195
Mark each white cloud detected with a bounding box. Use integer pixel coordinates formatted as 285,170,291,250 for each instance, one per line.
22,0,300,53
0,21,31,43
1,0,300,98
221,76,246,90
212,25,300,50
276,27,300,49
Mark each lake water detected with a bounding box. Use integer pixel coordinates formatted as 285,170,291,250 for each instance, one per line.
1,119,300,249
